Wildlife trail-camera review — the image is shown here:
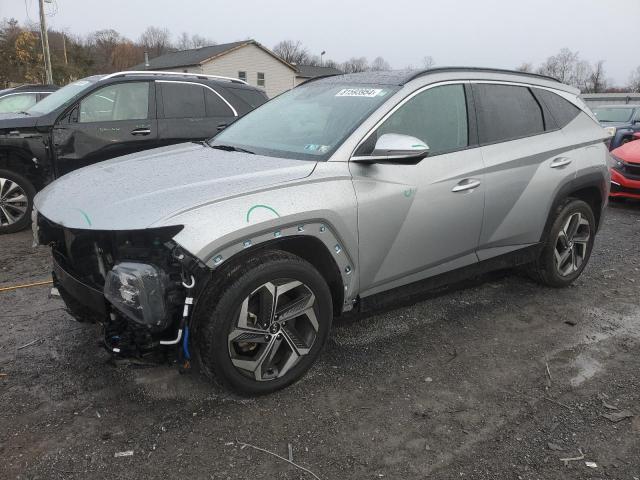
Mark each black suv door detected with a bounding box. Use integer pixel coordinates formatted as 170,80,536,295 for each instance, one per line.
52,81,158,177
156,80,237,146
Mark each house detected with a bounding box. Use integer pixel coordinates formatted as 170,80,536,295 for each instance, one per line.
131,40,297,98
295,64,343,86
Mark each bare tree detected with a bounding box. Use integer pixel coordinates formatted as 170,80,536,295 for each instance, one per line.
422,56,435,69
516,62,534,73
585,60,607,93
273,40,309,65
629,66,640,93
140,26,172,58
370,56,391,71
342,57,369,73
176,32,215,51
176,32,191,50
538,48,579,84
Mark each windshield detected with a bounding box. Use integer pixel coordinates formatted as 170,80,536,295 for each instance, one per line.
210,83,400,160
26,76,101,115
592,107,635,123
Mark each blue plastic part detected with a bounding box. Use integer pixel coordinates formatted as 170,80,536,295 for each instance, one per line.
183,326,191,360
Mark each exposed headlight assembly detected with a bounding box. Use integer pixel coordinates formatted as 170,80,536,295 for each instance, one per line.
609,154,624,169
104,262,170,329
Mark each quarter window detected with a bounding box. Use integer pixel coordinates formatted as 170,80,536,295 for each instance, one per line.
204,89,234,117
161,82,206,118
238,71,247,82
533,88,581,129
357,84,469,157
79,82,149,123
257,72,265,87
474,84,544,144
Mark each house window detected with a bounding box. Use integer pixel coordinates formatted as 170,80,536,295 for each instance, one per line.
238,71,247,82
257,72,265,87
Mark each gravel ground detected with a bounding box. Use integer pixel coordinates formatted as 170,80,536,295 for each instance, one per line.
0,202,639,480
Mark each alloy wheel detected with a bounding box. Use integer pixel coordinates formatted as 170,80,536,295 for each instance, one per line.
0,177,28,227
228,279,319,381
554,212,591,277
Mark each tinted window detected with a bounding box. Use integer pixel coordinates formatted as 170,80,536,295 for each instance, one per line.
161,82,206,118
534,89,581,128
357,84,468,157
228,87,268,108
80,82,149,123
474,84,544,144
0,93,38,113
205,89,233,117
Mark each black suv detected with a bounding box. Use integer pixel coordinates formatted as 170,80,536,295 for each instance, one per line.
0,71,267,233
0,84,58,114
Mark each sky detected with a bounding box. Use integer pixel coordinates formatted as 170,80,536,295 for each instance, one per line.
3,0,639,85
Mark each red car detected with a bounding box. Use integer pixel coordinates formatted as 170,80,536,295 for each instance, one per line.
610,133,640,199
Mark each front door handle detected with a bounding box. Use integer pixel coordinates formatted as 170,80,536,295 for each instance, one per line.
130,128,151,136
550,157,572,168
452,178,481,192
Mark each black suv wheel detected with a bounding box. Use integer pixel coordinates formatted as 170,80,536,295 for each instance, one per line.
0,169,35,234
194,250,333,395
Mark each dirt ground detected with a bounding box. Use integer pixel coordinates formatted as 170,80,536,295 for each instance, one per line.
1,202,639,480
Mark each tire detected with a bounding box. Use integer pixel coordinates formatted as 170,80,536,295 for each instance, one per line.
0,169,35,235
528,198,596,287
193,250,333,395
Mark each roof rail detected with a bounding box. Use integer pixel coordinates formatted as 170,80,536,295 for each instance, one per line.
403,67,561,85
101,71,248,85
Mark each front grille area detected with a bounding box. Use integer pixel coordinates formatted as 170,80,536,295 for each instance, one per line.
615,163,640,180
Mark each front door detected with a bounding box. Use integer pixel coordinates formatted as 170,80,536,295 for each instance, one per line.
350,83,485,296
52,81,158,177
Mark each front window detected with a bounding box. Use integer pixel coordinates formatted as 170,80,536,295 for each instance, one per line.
26,76,100,115
593,107,634,123
79,82,149,123
210,83,399,160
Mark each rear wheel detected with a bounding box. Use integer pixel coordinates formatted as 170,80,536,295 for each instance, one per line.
194,250,333,395
528,199,595,287
0,169,35,234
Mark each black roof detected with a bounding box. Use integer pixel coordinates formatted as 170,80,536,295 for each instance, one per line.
295,64,343,78
0,84,58,94
309,67,561,86
130,40,295,71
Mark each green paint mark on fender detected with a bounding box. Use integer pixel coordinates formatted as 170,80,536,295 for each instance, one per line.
75,208,92,226
246,204,280,223
403,188,417,198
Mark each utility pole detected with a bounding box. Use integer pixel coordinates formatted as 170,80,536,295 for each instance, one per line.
62,32,68,65
38,0,53,84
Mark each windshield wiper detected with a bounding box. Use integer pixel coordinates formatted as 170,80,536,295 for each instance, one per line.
210,144,255,154
18,111,31,116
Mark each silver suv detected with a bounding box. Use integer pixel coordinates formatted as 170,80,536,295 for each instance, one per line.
34,68,610,395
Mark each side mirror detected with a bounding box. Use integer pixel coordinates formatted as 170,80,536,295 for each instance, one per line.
353,133,429,162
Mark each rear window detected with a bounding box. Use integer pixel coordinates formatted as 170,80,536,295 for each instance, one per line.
474,84,544,144
533,89,581,128
160,82,206,118
228,87,268,108
592,107,634,123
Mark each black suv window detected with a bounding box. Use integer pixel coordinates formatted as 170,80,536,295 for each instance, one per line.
533,88,581,129
474,84,544,144
205,89,234,117
80,82,149,123
358,84,468,157
161,82,206,118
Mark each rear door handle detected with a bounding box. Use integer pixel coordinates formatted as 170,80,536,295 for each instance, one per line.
130,128,151,136
452,178,481,192
550,157,572,168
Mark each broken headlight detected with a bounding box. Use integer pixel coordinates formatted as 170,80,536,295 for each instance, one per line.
104,262,170,329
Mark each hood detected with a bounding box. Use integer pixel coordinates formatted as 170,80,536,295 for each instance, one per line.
0,112,39,130
35,143,317,230
612,138,640,164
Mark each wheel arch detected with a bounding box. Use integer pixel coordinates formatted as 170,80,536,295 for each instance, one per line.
0,147,47,189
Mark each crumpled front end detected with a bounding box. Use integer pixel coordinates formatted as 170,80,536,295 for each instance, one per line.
36,213,205,356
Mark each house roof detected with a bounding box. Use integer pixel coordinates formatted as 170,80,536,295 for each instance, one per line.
131,40,296,71
295,64,343,79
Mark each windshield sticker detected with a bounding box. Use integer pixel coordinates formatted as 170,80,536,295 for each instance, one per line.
335,88,383,98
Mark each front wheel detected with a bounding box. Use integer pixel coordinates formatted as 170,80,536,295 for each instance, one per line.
528,199,596,287
0,169,35,234
194,250,333,395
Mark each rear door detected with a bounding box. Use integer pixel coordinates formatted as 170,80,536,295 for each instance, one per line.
156,81,237,146
52,81,157,177
473,82,578,260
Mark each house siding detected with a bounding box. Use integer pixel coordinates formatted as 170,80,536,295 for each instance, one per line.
199,44,296,98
